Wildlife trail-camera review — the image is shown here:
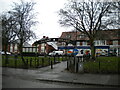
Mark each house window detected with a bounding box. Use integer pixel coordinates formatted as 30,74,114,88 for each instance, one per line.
14,44,18,52
68,43,73,46
26,48,28,52
79,35,84,38
100,40,106,45
62,42,66,46
76,42,80,46
113,40,118,45
41,43,46,47
66,35,71,39
82,41,87,46
33,48,36,52
95,40,106,46
41,47,45,52
79,34,86,39
95,41,99,45
10,44,13,52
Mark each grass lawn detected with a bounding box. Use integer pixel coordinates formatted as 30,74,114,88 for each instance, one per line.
83,56,120,74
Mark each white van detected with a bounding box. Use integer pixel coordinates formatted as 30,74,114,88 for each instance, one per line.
48,51,64,56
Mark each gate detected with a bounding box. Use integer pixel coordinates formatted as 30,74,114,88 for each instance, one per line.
67,56,84,73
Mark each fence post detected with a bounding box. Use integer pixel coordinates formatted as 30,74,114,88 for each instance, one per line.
30,58,32,67
14,58,17,68
57,55,58,62
74,56,75,65
99,60,100,73
78,57,79,62
62,55,63,61
35,58,37,67
82,56,83,62
76,62,78,73
37,59,39,67
67,57,69,70
14,55,17,68
118,59,119,74
42,58,44,67
26,59,28,68
74,57,77,73
75,57,79,73
34,58,35,67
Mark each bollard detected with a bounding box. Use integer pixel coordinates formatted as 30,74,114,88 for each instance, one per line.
67,59,69,70
51,60,53,69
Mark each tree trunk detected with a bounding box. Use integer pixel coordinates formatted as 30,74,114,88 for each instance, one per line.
90,39,96,60
19,42,28,67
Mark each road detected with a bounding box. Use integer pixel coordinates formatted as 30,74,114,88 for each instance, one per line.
2,74,113,88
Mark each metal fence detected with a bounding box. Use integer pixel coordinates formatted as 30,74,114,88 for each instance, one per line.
2,55,66,69
67,56,120,74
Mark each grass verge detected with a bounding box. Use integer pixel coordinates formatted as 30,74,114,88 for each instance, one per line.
83,57,120,74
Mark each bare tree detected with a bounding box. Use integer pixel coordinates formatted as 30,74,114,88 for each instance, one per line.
1,13,16,64
59,0,113,60
9,0,37,65
103,1,120,29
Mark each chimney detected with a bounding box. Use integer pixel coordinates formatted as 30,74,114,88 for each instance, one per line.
43,36,46,38
46,37,49,39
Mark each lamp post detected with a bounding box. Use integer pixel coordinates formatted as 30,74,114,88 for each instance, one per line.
76,22,78,48
73,22,79,53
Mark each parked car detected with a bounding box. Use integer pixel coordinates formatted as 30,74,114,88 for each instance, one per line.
0,51,11,55
48,51,64,56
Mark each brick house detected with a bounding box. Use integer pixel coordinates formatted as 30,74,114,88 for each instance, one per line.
7,41,19,54
59,29,120,56
6,41,32,54
33,36,58,54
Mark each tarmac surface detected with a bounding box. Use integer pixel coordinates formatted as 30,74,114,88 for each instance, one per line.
2,61,120,88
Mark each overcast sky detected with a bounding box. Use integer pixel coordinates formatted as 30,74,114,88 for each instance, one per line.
0,0,71,44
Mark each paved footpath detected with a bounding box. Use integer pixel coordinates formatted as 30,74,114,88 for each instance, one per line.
2,61,120,87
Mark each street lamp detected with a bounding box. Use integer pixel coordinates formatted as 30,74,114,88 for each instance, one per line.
74,22,78,50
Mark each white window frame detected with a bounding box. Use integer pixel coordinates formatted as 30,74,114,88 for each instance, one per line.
113,40,118,45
